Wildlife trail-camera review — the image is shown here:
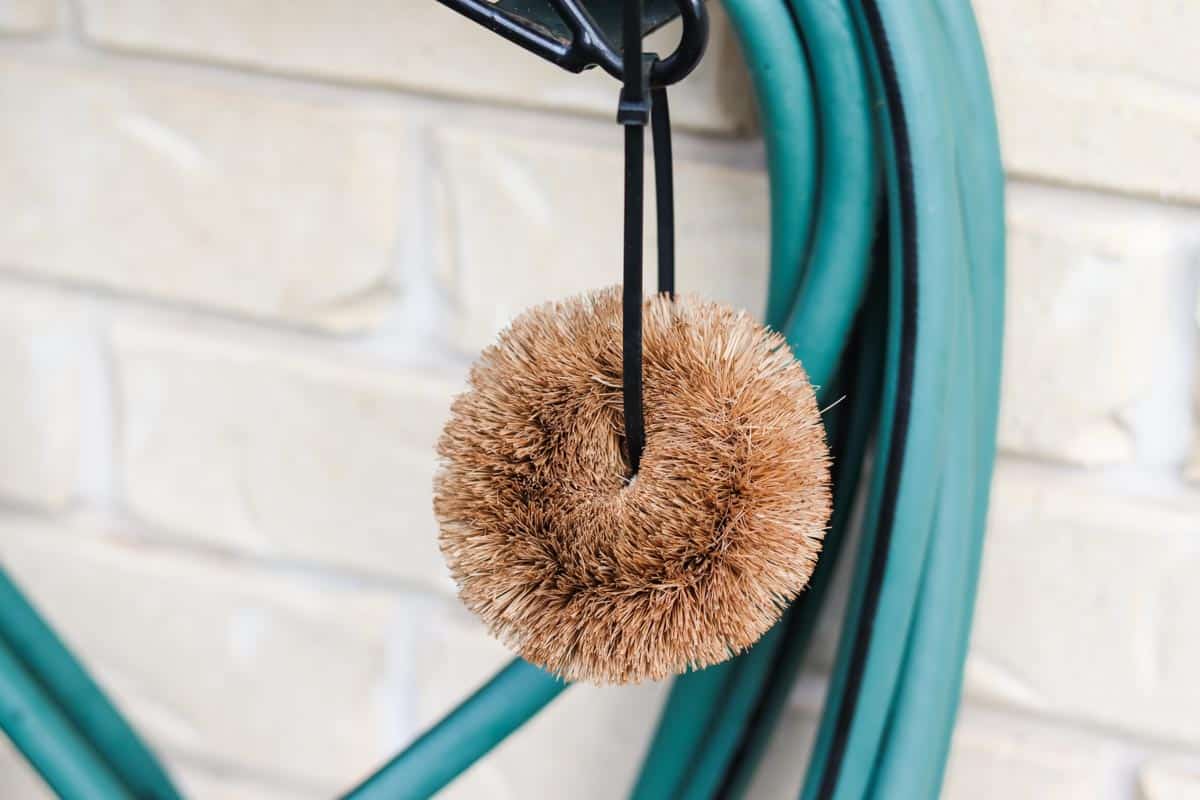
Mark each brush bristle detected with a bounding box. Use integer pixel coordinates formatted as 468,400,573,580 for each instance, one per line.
434,287,831,685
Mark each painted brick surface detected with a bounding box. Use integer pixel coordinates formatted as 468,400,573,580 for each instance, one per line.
1140,759,1200,800
76,1,754,135
745,705,1130,800
968,463,1200,748
0,0,53,33
0,286,84,510
0,713,330,799
975,0,1200,204
0,56,412,332
0,737,52,799
434,126,770,351
113,321,460,590
352,586,670,799
440,679,671,799
0,517,406,791
171,767,321,800
1192,333,1200,483
998,183,1191,466
942,709,1128,800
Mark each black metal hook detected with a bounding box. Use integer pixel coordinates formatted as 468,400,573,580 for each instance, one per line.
435,0,709,88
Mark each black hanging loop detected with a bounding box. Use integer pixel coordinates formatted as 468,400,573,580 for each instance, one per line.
620,0,680,476
433,0,703,476
619,0,650,477
651,85,675,298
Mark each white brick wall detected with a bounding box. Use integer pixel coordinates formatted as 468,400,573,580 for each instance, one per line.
0,2,1196,798
0,0,54,33
1141,760,1200,800
433,126,770,350
975,0,1200,204
74,2,755,135
998,184,1196,466
111,320,461,588
748,703,1131,800
0,287,84,509
969,465,1200,747
0,55,413,331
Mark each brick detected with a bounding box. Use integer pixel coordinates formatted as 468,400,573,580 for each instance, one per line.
943,708,1128,800
967,461,1200,747
0,725,318,800
1192,337,1200,483
112,321,461,589
0,0,54,33
347,592,670,799
741,708,819,799
0,286,84,510
434,126,770,351
369,586,670,799
0,517,412,791
440,674,671,799
975,0,1200,203
0,514,671,796
998,182,1190,466
0,56,412,332
77,1,754,135
0,737,53,799
747,704,1128,799
172,763,322,800
381,585,676,796
1141,759,1200,800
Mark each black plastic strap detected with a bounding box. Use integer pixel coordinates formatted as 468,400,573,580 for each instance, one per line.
651,86,675,298
623,119,647,475
620,0,647,476
620,1,677,476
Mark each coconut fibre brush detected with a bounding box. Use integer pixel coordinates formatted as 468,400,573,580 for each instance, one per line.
436,286,832,684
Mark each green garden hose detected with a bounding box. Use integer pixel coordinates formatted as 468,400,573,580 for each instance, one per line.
342,660,566,800
0,0,1002,797
0,569,181,799
0,636,131,800
639,0,1003,797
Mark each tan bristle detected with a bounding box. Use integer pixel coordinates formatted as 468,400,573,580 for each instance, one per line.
434,287,832,685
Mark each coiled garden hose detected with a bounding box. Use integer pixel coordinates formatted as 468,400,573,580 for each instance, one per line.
637,0,1004,797
636,0,1004,797
0,570,181,799
0,0,1002,796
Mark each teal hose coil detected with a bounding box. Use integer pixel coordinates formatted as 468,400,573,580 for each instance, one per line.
0,0,1002,797
0,569,182,799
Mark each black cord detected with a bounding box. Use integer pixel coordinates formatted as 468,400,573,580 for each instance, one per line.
623,118,647,475
651,86,675,298
619,3,678,476
620,0,648,476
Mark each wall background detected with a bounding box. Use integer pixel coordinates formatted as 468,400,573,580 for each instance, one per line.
0,1,1197,797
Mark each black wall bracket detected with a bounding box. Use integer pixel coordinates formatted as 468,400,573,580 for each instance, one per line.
434,0,708,87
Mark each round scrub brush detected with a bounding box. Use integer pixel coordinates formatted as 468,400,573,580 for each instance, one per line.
435,287,830,684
